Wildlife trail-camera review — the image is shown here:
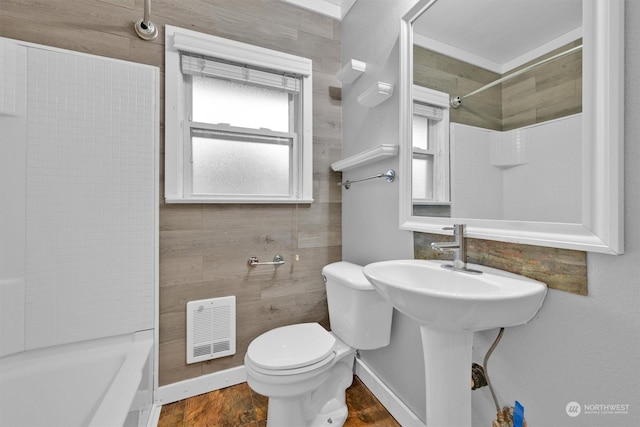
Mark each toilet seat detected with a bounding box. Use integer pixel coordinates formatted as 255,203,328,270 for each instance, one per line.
246,351,336,376
246,323,336,374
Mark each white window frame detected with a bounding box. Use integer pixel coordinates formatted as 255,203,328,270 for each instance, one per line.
165,25,313,203
412,85,450,205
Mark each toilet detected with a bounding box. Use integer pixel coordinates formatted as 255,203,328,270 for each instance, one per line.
244,261,394,427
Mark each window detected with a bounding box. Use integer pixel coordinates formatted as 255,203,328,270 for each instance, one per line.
412,86,450,205
165,26,313,203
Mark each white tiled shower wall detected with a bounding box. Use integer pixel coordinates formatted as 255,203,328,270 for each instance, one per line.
0,38,158,356
0,40,27,356
451,114,582,222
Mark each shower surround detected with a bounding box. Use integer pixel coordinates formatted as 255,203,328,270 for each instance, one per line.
0,37,159,426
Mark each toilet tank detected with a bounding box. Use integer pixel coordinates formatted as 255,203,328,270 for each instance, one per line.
322,262,393,350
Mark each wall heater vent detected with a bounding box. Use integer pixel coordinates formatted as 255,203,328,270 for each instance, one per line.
186,296,236,364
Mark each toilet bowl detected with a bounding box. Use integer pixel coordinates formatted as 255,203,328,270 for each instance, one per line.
245,323,354,426
244,262,394,427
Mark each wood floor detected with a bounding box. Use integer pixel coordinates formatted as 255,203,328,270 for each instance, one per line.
158,375,401,427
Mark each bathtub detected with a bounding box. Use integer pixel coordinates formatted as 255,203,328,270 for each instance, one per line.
0,330,154,427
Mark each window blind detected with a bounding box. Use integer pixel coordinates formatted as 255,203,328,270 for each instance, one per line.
181,53,301,93
414,102,444,121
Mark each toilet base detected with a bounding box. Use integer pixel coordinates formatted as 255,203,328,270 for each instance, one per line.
265,397,347,427
247,342,355,427
262,358,352,427
308,398,348,426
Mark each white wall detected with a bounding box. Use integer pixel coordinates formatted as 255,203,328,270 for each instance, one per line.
340,0,424,420
340,0,414,266
341,0,640,425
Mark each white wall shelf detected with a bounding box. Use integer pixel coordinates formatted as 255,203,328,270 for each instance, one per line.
358,81,395,107
336,59,366,84
331,144,399,172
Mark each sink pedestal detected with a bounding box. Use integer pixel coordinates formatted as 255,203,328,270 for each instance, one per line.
420,327,473,427
363,259,548,427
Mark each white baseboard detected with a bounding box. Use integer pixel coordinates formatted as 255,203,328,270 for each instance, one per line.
154,365,247,406
354,358,425,427
146,404,162,427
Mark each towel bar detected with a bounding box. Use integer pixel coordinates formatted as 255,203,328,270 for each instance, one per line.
338,169,395,190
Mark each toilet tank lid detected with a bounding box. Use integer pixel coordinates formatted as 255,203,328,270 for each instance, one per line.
322,261,374,290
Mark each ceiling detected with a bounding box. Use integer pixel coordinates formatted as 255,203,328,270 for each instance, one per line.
413,0,582,73
279,0,582,73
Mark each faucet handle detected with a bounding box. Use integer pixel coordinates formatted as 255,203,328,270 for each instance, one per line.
443,224,464,230
443,224,465,235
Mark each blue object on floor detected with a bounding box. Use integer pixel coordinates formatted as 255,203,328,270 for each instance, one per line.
514,401,524,427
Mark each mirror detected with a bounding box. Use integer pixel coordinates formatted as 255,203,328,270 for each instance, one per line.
399,0,624,254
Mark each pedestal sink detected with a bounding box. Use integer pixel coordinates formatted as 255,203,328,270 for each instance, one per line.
363,259,547,427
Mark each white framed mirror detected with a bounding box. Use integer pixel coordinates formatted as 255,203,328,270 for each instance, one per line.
399,0,624,254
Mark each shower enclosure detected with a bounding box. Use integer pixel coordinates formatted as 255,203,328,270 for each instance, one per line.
0,37,159,427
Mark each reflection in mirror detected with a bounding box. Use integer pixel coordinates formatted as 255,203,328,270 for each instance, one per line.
411,0,582,221
399,0,624,254
412,85,451,217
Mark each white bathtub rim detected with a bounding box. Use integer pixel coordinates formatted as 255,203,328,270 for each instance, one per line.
0,330,141,369
0,329,153,364
0,330,154,427
89,330,153,427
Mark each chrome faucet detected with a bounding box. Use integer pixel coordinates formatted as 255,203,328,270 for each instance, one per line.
431,224,482,274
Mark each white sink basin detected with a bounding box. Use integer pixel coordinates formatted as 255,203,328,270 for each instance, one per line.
362,259,547,332
362,259,547,427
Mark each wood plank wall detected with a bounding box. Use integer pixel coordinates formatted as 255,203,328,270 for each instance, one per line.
414,40,582,131
0,0,342,386
502,40,582,130
413,45,502,130
413,45,503,131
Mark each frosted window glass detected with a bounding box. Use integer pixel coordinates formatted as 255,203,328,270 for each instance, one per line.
192,133,292,195
192,76,291,132
413,114,429,150
413,156,434,200
413,113,434,199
